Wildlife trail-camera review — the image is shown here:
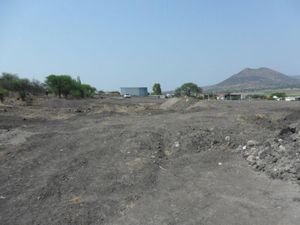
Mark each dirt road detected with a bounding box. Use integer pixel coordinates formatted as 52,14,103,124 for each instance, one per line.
0,97,300,225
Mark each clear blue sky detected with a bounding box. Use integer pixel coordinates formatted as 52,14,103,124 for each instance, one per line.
1,0,300,91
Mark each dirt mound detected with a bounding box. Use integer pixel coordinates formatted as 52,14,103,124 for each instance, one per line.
159,98,181,110
159,97,198,111
240,121,300,183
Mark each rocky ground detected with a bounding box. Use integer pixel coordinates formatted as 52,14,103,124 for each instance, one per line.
241,116,300,182
0,97,300,225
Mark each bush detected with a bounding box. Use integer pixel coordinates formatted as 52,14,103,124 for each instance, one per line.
81,84,96,98
0,87,7,102
0,73,45,101
15,79,31,100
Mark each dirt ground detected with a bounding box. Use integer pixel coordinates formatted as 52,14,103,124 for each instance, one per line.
1,96,300,225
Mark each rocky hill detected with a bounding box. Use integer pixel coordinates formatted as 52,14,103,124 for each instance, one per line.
206,67,300,92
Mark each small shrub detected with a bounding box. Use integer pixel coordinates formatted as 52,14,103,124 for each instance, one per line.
0,88,7,103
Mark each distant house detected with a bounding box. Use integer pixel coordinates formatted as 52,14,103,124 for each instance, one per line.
120,87,148,97
286,96,300,101
224,93,246,100
216,94,225,100
285,96,295,101
217,93,245,100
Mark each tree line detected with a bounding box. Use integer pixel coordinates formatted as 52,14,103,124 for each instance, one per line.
152,82,203,97
0,71,203,103
0,73,97,102
0,73,45,102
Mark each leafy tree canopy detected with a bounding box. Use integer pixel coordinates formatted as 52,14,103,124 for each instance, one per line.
152,83,162,95
45,75,96,98
175,82,202,97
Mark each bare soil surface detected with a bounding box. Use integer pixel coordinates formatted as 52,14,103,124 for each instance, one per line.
1,97,300,225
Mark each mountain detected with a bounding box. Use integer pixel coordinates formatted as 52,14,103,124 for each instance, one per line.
206,67,300,92
291,75,300,80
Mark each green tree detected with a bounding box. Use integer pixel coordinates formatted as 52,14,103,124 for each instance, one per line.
152,83,162,95
0,73,19,91
80,84,96,98
69,79,96,98
175,82,202,97
45,75,96,98
45,75,75,98
28,80,46,95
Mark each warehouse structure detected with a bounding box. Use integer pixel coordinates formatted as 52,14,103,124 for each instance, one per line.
120,87,148,97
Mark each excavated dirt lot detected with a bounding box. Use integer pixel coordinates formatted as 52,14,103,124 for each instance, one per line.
1,97,300,225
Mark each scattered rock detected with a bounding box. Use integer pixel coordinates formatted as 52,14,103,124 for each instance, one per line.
246,155,256,164
0,195,6,199
234,145,243,152
279,127,291,136
247,140,259,147
289,122,299,133
291,133,299,142
242,121,300,182
278,145,286,153
225,136,231,142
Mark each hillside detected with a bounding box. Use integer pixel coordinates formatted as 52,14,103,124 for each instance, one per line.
291,75,300,80
206,67,300,92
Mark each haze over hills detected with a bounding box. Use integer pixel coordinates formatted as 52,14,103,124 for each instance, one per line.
205,67,300,92
291,75,300,80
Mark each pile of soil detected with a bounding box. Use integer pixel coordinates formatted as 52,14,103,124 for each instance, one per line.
241,121,300,182
159,97,198,111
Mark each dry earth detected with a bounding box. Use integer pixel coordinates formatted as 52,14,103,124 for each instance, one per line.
0,97,300,225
